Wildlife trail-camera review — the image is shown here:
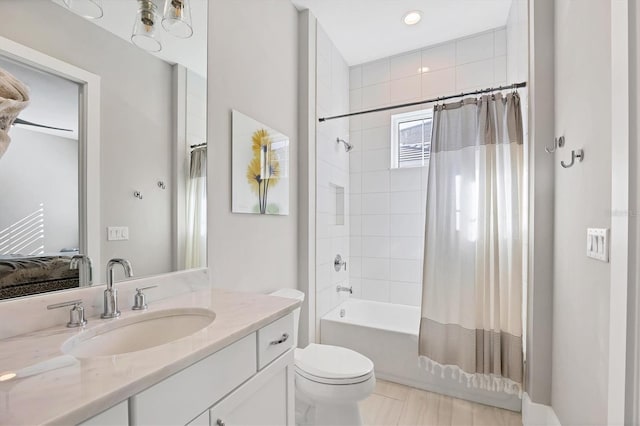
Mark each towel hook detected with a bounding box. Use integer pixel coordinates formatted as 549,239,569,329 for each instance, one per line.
560,149,584,168
545,136,565,153
133,191,143,200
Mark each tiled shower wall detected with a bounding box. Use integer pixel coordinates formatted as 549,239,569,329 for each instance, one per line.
315,24,350,330
348,28,508,306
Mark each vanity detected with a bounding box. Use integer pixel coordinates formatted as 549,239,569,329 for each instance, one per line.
0,287,299,425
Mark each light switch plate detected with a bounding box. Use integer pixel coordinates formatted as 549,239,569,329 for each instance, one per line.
107,226,129,241
586,228,609,262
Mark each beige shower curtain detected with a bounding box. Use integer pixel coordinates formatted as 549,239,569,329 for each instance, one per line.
419,92,524,395
185,146,207,268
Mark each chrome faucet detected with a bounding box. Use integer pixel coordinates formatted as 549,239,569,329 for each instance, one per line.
336,285,353,294
70,254,93,286
102,258,133,319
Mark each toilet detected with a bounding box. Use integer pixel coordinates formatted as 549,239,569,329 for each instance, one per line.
270,289,375,426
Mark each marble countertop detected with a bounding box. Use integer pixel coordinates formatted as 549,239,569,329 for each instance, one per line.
0,288,300,425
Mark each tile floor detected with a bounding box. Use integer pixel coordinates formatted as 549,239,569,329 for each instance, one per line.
359,380,522,426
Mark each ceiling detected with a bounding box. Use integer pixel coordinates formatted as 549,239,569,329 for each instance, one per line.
290,0,514,66
52,0,207,77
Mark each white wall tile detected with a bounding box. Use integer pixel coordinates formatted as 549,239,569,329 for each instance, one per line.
362,126,391,151
390,168,422,192
390,50,422,80
350,236,362,257
349,256,362,277
350,193,362,216
362,257,390,280
389,281,422,306
390,258,421,283
350,172,362,194
456,32,495,65
362,148,390,172
350,88,362,111
422,68,456,99
350,215,362,236
456,58,495,92
361,192,390,215
362,214,390,237
316,262,331,291
361,110,391,130
390,191,422,215
390,214,424,237
350,66,362,90
362,59,390,86
421,43,456,72
362,236,390,258
494,55,507,84
390,74,422,103
349,150,362,173
362,82,391,108
362,170,390,193
390,237,423,260
361,279,390,303
494,28,507,57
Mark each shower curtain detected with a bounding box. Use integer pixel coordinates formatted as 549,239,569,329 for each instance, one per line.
419,93,524,395
185,146,207,268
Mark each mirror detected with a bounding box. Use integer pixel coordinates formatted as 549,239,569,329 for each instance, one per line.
0,0,207,300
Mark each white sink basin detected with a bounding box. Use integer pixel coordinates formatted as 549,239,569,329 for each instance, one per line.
61,308,216,358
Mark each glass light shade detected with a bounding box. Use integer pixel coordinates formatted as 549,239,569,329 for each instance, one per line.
162,0,193,39
62,0,103,19
131,0,162,53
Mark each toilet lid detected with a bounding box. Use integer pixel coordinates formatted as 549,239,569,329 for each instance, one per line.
295,344,374,382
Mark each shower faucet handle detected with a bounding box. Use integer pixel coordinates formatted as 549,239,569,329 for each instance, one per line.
334,254,347,272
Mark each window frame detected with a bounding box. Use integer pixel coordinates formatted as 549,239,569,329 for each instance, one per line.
390,108,434,169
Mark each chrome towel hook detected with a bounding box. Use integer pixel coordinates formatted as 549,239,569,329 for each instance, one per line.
561,149,584,168
545,136,565,153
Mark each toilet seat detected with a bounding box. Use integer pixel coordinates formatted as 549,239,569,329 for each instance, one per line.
295,344,374,385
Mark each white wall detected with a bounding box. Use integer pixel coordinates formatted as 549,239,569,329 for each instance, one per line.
315,24,350,333
552,0,612,424
207,0,299,293
0,0,174,279
0,128,78,254
348,28,507,305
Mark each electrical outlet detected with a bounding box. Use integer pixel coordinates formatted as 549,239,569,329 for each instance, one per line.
586,228,609,262
107,226,129,241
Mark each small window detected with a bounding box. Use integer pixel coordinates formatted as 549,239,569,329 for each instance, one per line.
390,109,433,169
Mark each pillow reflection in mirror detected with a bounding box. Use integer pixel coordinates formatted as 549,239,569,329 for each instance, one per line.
0,67,30,159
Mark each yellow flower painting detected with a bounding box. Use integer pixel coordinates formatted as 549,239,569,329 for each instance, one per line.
232,110,289,215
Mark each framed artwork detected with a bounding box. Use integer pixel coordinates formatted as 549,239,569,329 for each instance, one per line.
232,110,289,215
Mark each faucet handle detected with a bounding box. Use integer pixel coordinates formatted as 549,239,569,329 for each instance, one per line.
132,285,157,311
47,300,87,328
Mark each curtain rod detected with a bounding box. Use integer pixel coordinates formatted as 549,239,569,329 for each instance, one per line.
190,143,207,149
318,81,527,123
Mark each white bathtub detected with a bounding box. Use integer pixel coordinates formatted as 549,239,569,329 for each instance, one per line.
321,298,521,412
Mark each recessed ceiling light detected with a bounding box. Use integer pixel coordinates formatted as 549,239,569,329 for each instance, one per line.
0,372,16,382
403,11,422,26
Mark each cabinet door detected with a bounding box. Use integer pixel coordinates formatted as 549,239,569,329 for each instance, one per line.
210,350,294,426
78,401,128,426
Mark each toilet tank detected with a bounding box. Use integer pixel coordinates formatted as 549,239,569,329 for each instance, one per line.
269,288,305,347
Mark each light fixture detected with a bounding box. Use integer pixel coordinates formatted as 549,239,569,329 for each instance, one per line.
403,11,422,26
418,66,430,73
131,0,162,53
0,372,16,382
62,0,103,19
162,0,193,39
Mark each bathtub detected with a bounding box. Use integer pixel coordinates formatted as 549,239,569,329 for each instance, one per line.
320,298,521,412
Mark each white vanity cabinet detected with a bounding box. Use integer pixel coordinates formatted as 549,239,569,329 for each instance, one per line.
124,313,294,426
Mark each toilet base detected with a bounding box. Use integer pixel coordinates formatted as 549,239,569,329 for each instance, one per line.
296,394,363,426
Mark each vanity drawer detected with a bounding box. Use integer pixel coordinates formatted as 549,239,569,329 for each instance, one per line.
257,313,294,369
129,333,257,426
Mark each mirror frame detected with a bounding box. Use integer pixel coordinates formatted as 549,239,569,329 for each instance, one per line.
0,35,102,287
